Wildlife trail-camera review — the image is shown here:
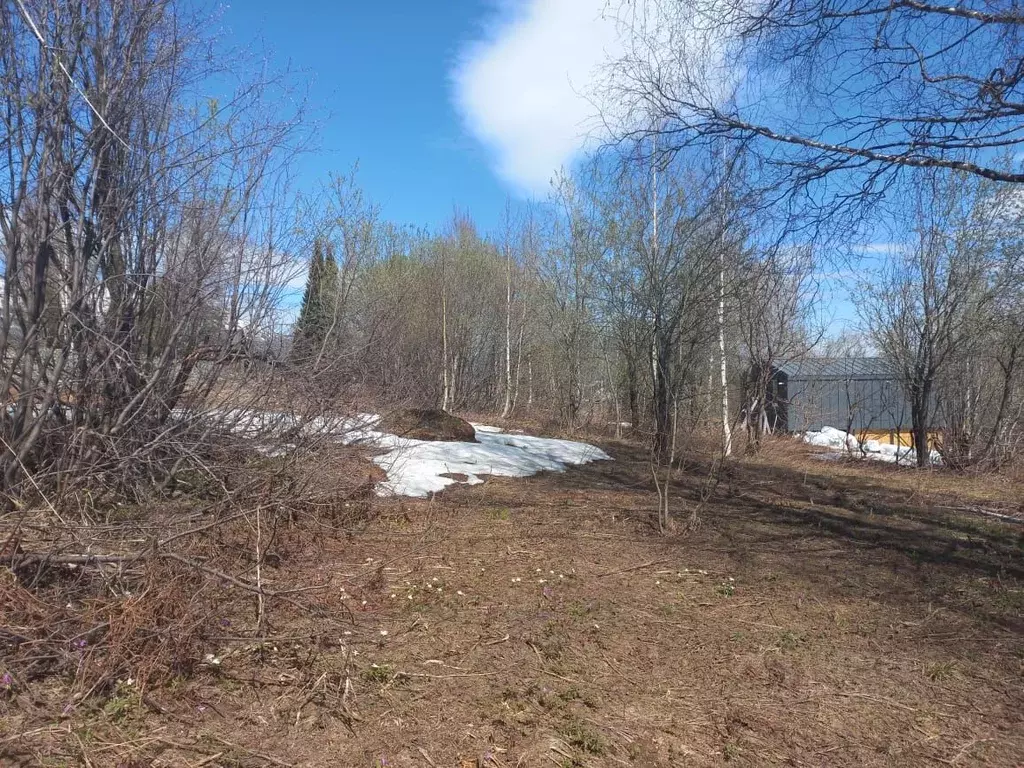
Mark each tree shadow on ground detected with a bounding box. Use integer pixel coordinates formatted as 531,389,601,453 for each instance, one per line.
520,439,1024,635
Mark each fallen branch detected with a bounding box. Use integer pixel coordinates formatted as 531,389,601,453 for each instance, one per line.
596,559,666,578
192,752,225,767
160,736,294,768
203,734,295,768
396,670,498,679
832,691,917,712
5,552,138,567
0,723,72,744
954,506,1023,525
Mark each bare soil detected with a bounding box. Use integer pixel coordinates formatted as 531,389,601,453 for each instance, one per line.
2,438,1022,767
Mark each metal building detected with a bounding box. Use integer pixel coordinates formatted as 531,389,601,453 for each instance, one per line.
767,357,913,440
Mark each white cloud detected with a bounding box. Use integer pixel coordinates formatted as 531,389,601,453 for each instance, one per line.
452,0,626,195
452,0,745,196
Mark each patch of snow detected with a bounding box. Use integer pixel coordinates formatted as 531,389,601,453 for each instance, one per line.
345,422,611,498
802,427,940,466
803,426,859,451
177,407,611,497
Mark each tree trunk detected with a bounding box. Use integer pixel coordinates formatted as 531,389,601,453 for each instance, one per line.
911,383,931,468
981,343,1019,464
719,255,732,457
501,245,513,418
440,256,450,411
511,306,526,414
653,331,673,456
527,356,534,410
626,354,640,431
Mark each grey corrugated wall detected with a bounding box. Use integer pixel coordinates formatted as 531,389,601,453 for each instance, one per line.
785,376,911,432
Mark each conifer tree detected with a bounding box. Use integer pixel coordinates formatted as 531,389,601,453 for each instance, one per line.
295,239,326,346
321,242,340,314
294,239,341,363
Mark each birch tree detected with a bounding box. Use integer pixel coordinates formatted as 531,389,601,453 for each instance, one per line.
599,156,720,454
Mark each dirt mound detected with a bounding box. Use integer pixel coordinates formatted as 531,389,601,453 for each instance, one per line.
378,408,477,442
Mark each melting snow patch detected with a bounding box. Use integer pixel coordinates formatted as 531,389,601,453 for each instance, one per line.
803,426,859,451
802,427,940,466
179,407,611,497
339,420,610,497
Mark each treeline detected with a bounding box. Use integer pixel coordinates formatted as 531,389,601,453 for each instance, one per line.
292,157,1024,471
287,160,819,458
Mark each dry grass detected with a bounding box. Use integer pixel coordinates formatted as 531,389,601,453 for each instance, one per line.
1,436,1022,767
751,435,1024,516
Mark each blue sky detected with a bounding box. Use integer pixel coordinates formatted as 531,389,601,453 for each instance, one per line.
219,0,640,236
220,1,517,235
220,0,868,337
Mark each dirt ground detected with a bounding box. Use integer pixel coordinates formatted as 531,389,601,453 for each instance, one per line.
2,438,1023,767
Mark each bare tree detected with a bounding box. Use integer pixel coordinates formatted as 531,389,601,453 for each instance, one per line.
738,245,821,450
510,205,540,416
542,174,602,429
0,0,305,503
597,151,725,455
934,182,1024,466
439,230,452,411
499,200,518,418
606,0,1024,209
859,171,1004,467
